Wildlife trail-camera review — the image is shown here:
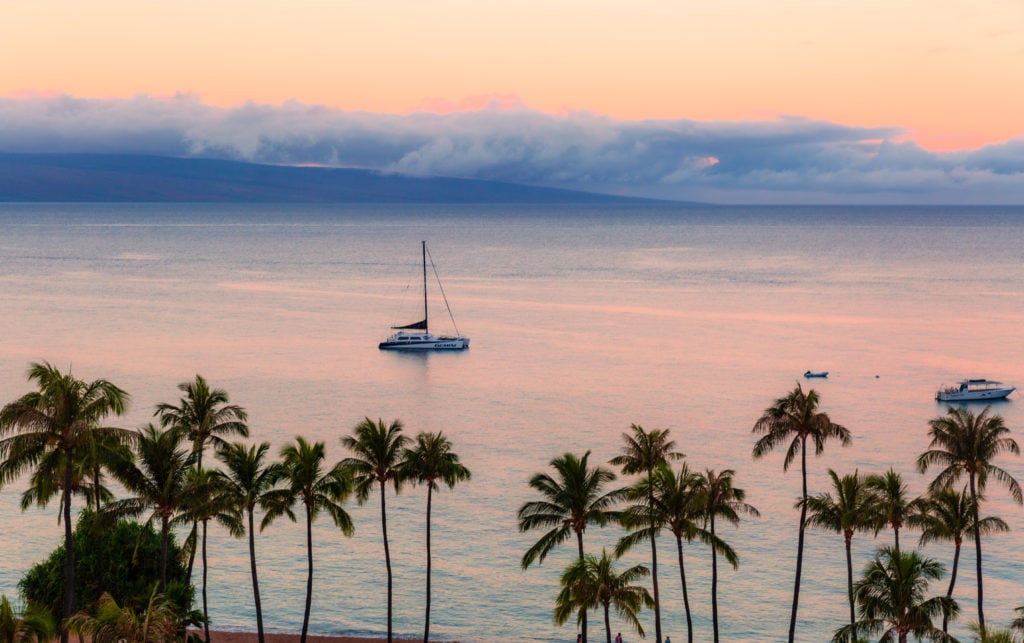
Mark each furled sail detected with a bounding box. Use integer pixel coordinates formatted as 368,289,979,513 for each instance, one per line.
392,319,428,330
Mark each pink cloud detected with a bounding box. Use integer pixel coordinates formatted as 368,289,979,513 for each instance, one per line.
413,93,527,114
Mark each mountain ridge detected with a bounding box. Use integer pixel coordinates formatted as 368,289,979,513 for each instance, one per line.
0,152,674,204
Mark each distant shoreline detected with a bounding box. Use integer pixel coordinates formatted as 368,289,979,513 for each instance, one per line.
0,152,672,205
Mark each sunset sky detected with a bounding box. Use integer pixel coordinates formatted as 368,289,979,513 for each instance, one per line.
3,0,1024,203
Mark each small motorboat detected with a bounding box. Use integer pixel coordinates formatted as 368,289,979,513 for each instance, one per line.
804,370,828,378
936,379,1015,402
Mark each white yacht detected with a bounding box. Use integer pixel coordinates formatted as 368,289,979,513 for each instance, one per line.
379,241,469,351
936,379,1015,402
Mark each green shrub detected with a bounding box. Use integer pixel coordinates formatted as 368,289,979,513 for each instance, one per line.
18,511,192,621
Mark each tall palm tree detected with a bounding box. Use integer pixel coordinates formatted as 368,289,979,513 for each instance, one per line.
696,468,759,643
867,468,911,551
154,374,248,586
518,451,626,643
15,447,98,514
804,468,880,636
154,374,249,471
341,418,408,643
213,441,283,643
609,423,683,643
263,436,353,643
918,405,1022,632
0,361,129,643
554,549,654,643
751,383,851,643
616,463,713,643
181,467,242,643
104,423,195,593
79,431,134,595
402,431,471,643
832,547,958,643
908,486,1008,634
16,430,128,514
14,443,124,596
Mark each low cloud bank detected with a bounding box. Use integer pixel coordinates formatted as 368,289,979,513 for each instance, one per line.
2,94,1023,204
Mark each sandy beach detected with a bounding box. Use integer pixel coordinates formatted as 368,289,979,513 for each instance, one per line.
201,631,443,643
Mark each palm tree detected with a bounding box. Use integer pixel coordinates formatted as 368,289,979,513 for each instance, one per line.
918,405,1022,632
104,423,195,593
751,383,851,643
970,625,1019,643
16,430,128,514
609,423,683,643
402,431,471,643
181,467,242,643
554,549,654,643
0,361,129,643
832,547,958,643
79,431,134,595
1012,606,1024,634
804,469,880,636
13,439,128,598
154,374,248,586
341,418,408,643
518,451,625,643
66,590,181,643
213,441,283,643
617,463,712,643
154,374,249,471
0,594,56,643
16,432,135,599
263,436,353,643
696,468,759,643
867,468,912,551
909,486,1008,634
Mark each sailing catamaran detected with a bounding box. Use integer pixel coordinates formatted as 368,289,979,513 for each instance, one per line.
378,241,470,351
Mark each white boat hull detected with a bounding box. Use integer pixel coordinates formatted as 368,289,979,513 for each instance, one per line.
379,333,469,351
936,387,1014,402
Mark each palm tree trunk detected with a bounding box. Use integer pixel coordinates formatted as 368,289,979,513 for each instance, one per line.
202,519,211,643
185,522,199,588
648,488,661,643
943,542,961,634
247,508,266,643
381,481,393,643
301,506,313,643
160,514,170,593
186,447,204,591
576,529,588,643
423,484,433,643
788,437,808,643
711,515,720,643
603,602,612,643
844,535,854,631
893,525,900,552
93,463,106,595
61,445,74,643
676,535,693,643
969,473,985,633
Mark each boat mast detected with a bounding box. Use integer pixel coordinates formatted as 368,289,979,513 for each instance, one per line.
421,240,428,332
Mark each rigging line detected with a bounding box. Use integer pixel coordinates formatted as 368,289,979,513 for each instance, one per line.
425,244,461,336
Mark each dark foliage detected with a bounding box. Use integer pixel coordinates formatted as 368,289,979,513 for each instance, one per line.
19,511,193,621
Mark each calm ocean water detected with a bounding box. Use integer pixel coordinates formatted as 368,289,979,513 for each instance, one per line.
1,203,1023,642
